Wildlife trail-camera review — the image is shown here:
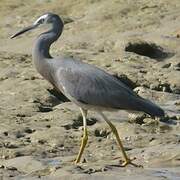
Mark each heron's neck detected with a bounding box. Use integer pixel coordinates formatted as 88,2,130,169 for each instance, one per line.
33,23,62,59
32,21,63,77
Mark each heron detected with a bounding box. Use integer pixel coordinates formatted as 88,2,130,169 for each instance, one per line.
11,13,164,167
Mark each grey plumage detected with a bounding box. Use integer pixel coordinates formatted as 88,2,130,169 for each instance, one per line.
11,12,164,166
54,59,164,117
11,12,164,117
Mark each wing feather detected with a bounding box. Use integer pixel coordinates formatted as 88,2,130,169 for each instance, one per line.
55,61,139,110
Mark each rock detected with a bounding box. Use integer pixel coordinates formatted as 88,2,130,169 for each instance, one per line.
161,63,171,68
159,123,172,132
5,143,19,149
38,105,53,113
128,113,147,124
3,131,9,136
94,128,110,137
62,116,97,129
15,131,25,139
143,118,159,126
38,139,47,144
24,127,35,134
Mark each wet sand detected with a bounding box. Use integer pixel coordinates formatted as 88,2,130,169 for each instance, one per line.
0,0,180,179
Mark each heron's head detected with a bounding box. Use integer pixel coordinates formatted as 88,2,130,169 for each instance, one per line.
11,13,63,39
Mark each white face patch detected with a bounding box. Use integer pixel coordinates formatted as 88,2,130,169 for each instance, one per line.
33,14,49,25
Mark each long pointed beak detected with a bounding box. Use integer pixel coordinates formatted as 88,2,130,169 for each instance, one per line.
10,23,39,39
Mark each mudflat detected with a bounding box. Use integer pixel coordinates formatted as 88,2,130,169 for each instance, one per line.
0,0,180,179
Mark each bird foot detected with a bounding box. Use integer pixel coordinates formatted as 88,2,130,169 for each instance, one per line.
74,160,79,165
73,158,87,165
119,157,143,168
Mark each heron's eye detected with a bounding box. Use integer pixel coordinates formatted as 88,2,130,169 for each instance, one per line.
39,18,45,24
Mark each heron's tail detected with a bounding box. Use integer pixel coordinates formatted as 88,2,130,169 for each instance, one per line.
134,97,164,117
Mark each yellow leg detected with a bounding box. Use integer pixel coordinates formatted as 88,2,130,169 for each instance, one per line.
74,108,88,164
99,112,141,167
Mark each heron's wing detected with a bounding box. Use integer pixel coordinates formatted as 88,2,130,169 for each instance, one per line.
55,62,139,109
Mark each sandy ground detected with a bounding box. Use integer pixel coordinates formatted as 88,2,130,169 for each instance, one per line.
0,0,180,179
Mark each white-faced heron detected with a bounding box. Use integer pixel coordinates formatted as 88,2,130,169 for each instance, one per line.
11,13,164,167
